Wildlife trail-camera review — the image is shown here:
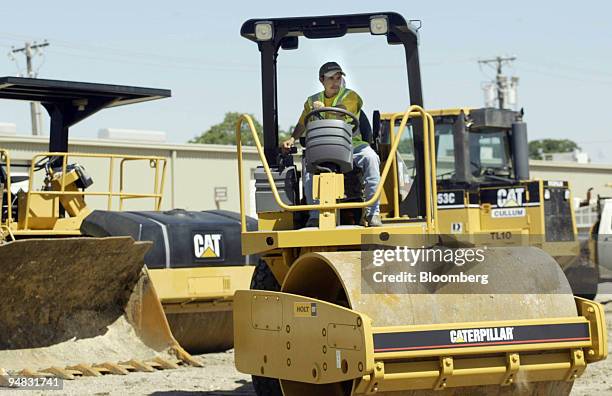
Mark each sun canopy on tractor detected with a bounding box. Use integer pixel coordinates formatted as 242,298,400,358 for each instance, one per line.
0,76,170,152
241,12,419,41
240,12,428,221
240,12,423,164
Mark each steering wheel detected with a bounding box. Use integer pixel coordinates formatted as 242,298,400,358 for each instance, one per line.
33,155,60,172
305,107,359,133
470,160,484,177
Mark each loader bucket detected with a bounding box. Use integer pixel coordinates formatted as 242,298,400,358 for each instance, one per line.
0,237,198,378
148,266,254,354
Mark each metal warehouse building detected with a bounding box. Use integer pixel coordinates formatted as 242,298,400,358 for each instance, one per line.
1,135,611,224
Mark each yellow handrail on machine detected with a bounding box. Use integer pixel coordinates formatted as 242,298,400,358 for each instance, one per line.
236,105,437,233
0,149,13,225
3,152,168,231
388,111,437,227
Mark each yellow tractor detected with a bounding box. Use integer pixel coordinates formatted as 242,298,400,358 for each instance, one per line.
379,107,599,299
0,77,250,377
232,12,607,395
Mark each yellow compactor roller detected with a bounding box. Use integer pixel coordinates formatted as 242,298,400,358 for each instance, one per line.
233,13,607,395
0,78,245,375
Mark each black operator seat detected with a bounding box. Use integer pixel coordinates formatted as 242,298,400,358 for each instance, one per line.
359,110,373,145
0,165,28,185
0,165,30,186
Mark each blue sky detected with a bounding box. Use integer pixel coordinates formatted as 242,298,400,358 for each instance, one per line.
0,1,610,162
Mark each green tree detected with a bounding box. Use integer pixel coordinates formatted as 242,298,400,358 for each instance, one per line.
189,112,293,146
189,112,263,145
528,139,580,160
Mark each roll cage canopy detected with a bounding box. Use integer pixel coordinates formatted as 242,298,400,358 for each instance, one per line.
241,12,424,165
0,76,170,153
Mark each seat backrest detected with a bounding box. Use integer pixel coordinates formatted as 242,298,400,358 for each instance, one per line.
0,166,6,185
359,111,373,144
305,119,354,174
399,181,419,218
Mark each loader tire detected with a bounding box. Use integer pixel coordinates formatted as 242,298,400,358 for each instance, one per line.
250,258,281,290
252,375,283,396
250,259,283,396
566,264,599,300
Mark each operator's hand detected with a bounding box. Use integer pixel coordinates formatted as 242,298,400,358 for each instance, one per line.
281,137,296,153
313,101,324,109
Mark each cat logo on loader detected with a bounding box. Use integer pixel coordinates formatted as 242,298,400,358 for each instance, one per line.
497,187,525,207
193,233,223,258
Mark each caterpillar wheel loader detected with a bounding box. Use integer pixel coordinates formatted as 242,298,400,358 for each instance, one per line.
0,77,251,378
386,107,598,299
232,12,607,396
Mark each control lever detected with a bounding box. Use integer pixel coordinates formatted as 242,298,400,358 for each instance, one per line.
276,147,296,173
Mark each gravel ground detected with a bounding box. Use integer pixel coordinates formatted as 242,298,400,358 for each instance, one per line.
9,350,254,396
8,287,612,396
572,287,612,396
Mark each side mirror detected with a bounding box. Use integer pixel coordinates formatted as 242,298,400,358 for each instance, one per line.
280,37,298,50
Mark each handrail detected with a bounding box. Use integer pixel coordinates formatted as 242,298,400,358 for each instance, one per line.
428,113,438,230
236,105,433,232
0,149,12,225
21,152,166,229
388,111,438,231
119,157,167,211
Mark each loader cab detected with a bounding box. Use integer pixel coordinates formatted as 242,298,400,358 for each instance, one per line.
430,108,583,293
431,108,529,189
239,12,438,252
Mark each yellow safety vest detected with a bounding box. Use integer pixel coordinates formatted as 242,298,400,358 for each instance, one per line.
305,88,367,148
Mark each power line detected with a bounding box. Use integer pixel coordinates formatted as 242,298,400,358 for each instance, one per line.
10,40,49,135
478,56,517,110
517,64,612,85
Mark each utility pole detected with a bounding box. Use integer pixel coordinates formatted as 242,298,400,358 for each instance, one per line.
478,56,517,110
11,41,49,135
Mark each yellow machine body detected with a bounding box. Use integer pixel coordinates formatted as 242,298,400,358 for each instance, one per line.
149,265,254,352
233,104,607,395
0,149,249,372
389,108,597,298
415,108,580,267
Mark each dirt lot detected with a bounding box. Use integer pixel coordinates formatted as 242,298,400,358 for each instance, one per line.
13,288,612,396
